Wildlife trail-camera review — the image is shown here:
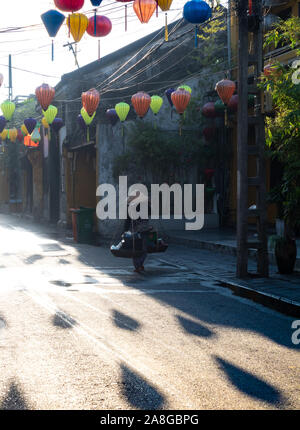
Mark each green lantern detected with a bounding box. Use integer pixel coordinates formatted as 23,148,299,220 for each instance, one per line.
31,126,41,143
150,96,163,115
42,105,57,125
115,102,130,122
214,99,225,115
1,100,15,121
80,107,95,126
177,85,192,94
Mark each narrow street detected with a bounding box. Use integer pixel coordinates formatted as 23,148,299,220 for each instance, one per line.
0,214,299,410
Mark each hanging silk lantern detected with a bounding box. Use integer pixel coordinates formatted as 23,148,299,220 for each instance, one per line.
183,0,212,47
24,135,39,148
0,116,6,133
150,95,163,115
36,84,55,111
157,0,173,41
202,102,216,118
177,85,192,94
82,88,100,116
77,114,87,130
116,0,133,31
115,102,130,122
133,0,157,24
43,105,58,125
42,117,49,129
67,13,89,43
131,92,151,119
54,0,84,12
215,79,236,106
24,118,37,135
51,118,64,133
1,101,15,121
17,129,23,142
21,124,29,136
214,99,225,116
0,74,3,87
165,88,175,107
8,128,18,143
0,129,8,140
86,16,112,60
171,89,191,114
31,127,41,143
41,10,65,61
215,79,236,126
228,94,238,112
106,109,119,126
81,108,95,142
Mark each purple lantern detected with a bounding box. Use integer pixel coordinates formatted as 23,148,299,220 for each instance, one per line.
106,109,119,126
51,117,64,133
77,114,87,130
165,88,175,107
0,116,6,133
24,118,37,135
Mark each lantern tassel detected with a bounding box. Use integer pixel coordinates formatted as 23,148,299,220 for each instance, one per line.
125,5,127,32
225,108,228,127
87,126,90,142
68,14,71,38
51,39,54,61
156,2,158,18
94,9,97,36
165,13,168,42
195,26,198,48
98,40,100,60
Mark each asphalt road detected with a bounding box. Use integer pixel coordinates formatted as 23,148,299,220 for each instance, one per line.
0,215,299,410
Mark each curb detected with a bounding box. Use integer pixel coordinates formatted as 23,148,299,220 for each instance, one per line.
216,278,300,318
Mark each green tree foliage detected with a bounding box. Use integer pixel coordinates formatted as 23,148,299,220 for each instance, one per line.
260,17,300,233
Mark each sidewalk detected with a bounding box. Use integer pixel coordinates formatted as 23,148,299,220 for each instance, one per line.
168,229,300,317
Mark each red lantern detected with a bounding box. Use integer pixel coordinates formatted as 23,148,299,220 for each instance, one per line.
133,0,157,23
54,0,84,12
228,94,238,112
202,102,216,118
203,127,215,141
35,84,55,111
17,129,23,142
215,79,236,105
171,89,191,115
86,15,112,37
131,92,151,118
82,88,100,116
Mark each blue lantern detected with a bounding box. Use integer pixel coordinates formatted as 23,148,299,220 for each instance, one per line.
90,0,103,5
183,0,212,47
41,10,65,61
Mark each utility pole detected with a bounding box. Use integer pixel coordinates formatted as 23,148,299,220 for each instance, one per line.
8,55,13,101
236,0,269,278
63,42,80,69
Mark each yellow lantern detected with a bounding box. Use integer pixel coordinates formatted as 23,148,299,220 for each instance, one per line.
42,117,49,129
67,13,89,43
42,105,58,125
177,85,192,94
21,124,29,136
1,101,15,121
150,95,163,115
157,0,173,41
8,128,18,142
0,129,8,140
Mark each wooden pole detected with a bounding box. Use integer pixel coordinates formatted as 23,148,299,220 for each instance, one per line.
236,0,249,278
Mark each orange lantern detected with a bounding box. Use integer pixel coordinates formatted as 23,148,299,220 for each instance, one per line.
131,91,151,118
133,0,157,24
35,84,55,111
24,135,39,148
82,88,100,116
171,89,191,115
215,79,236,105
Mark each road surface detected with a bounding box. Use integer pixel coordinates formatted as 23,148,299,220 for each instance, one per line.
0,215,299,410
